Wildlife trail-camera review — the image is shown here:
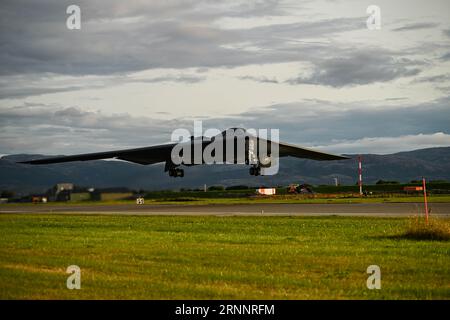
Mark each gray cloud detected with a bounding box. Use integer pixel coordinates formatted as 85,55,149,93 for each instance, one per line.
0,1,364,77
0,85,89,99
205,96,450,147
392,22,439,32
0,73,205,99
0,104,189,154
414,74,450,83
0,0,448,157
134,75,205,84
238,76,279,84
441,52,450,61
286,49,423,87
315,132,450,154
0,0,442,97
3,95,449,155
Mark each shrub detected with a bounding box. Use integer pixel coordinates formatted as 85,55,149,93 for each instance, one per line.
402,217,450,241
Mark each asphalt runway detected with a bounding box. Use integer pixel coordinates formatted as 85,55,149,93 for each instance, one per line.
1,202,449,217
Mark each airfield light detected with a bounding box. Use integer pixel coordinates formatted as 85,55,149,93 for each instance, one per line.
334,177,339,186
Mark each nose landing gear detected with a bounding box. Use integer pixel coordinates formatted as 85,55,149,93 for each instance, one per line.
169,168,184,178
165,161,185,178
169,168,184,177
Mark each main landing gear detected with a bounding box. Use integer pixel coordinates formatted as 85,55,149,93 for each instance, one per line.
249,165,261,176
168,168,184,177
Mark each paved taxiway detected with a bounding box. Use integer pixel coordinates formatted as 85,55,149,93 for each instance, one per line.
1,202,449,217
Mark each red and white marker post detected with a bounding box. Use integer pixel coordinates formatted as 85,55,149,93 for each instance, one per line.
422,177,429,224
358,155,363,196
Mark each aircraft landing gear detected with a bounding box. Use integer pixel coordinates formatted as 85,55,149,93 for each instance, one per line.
249,165,261,176
169,168,184,177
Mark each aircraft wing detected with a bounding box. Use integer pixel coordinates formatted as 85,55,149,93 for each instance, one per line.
17,143,177,165
277,141,349,161
18,138,348,166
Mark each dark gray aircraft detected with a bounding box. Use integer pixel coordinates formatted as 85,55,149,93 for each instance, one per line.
19,128,348,177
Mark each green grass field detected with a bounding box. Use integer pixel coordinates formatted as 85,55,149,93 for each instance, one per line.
0,214,449,299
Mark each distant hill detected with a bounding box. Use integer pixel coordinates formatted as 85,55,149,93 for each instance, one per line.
1,147,450,195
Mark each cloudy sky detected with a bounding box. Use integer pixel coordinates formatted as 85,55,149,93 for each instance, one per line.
1,0,449,156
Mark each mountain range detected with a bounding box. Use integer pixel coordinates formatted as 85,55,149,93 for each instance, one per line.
1,147,449,195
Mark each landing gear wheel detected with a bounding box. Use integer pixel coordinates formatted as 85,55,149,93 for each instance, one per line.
249,166,261,176
169,168,184,177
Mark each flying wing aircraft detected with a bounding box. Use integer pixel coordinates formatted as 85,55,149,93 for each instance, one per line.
18,128,349,177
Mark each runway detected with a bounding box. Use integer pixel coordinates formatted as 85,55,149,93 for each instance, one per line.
1,202,449,217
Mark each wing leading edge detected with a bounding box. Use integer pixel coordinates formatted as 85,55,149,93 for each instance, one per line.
18,143,176,165
18,136,349,166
